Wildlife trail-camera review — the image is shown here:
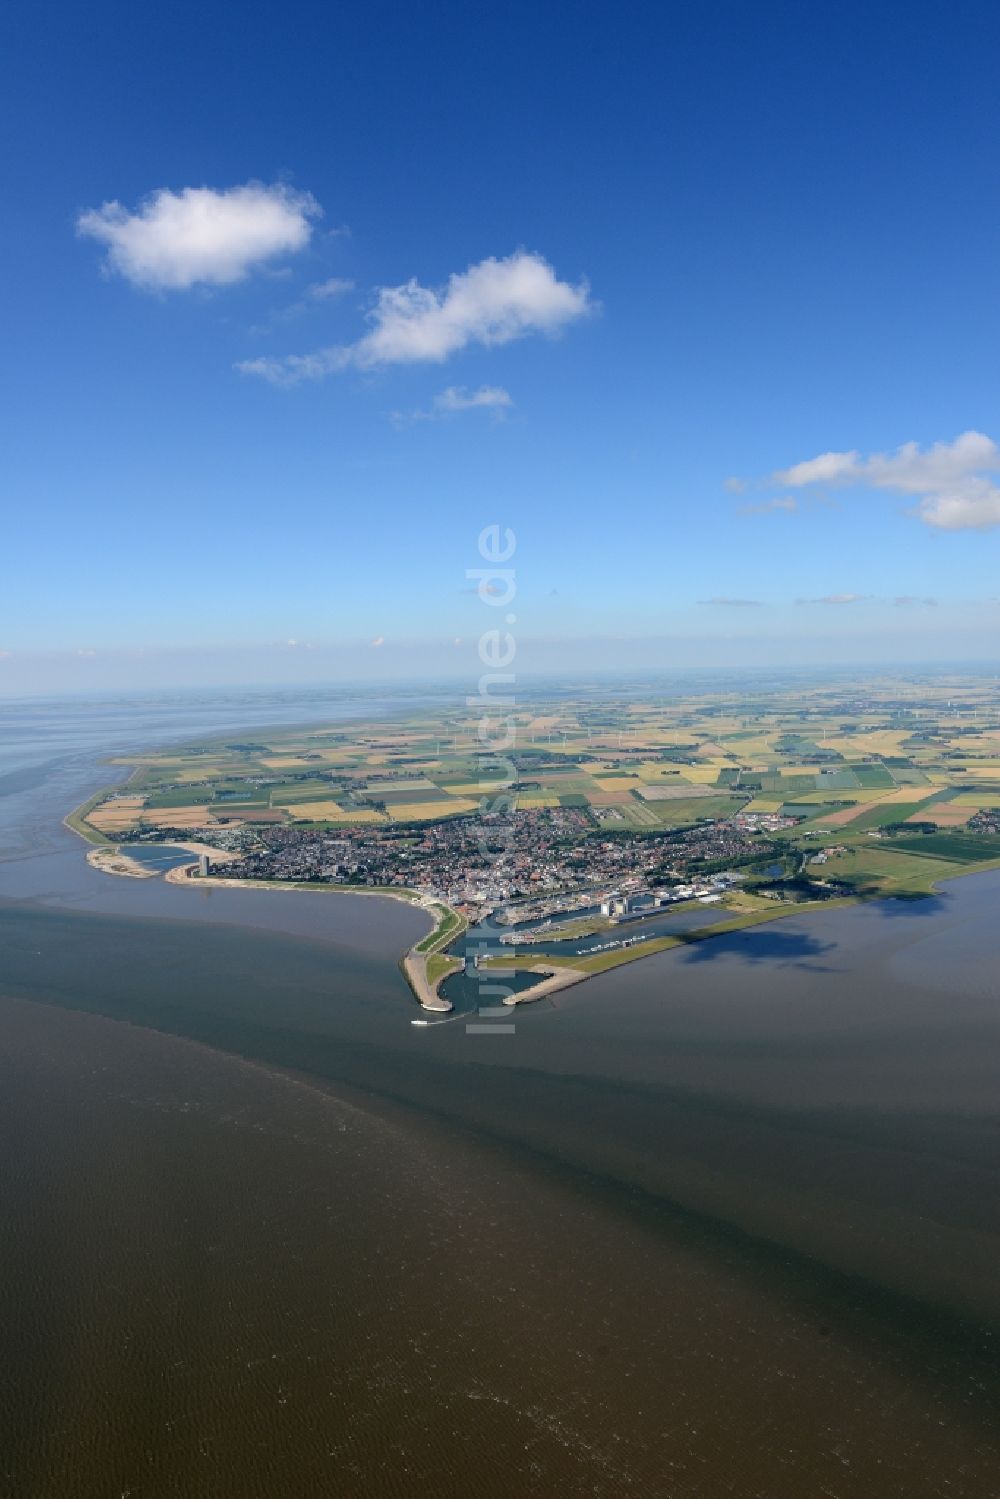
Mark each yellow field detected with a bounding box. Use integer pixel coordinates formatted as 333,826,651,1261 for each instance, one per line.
742,796,783,813
284,748,354,765
434,781,508,796
369,778,439,792
86,809,141,828
86,796,146,832
387,799,478,821
678,764,727,784
721,738,771,757
634,764,690,781
908,806,971,826
141,806,218,828
277,800,384,822
515,792,561,808
816,733,909,756
637,783,718,801
174,764,231,782
862,787,933,806
90,795,145,813
789,787,892,805
815,793,929,827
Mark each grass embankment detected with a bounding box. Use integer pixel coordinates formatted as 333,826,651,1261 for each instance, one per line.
481,900,814,979
571,902,837,974
64,793,113,847
414,903,467,954
426,952,462,986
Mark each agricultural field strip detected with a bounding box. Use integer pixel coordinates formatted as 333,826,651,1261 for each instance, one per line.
79,684,1000,855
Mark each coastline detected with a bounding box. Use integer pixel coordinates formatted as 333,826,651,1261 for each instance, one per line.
86,847,157,880
64,792,455,1012
66,754,1000,1018
401,950,456,1012
488,962,590,1005
163,860,457,1012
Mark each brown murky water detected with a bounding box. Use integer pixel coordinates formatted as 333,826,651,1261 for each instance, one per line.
3,693,1000,1496
3,881,1000,1497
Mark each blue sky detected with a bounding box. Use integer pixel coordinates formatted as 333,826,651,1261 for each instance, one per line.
3,0,1000,691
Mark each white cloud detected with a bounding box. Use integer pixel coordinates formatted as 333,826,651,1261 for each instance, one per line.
370,635,384,648
436,384,512,412
238,250,592,385
738,495,797,517
778,450,862,487
394,384,513,424
916,477,1000,530
308,277,354,300
775,431,1000,530
77,182,320,290
723,476,746,494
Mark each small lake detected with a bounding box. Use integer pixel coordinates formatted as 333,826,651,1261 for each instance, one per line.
121,842,196,872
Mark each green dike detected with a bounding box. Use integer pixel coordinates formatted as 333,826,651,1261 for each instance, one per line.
64,792,114,847
481,902,820,980
426,952,462,986
414,903,467,954
563,903,826,975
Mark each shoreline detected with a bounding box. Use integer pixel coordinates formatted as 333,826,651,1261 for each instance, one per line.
88,844,1000,1014
67,755,1000,1015
80,842,981,1012
488,962,590,1005
86,847,157,880
163,860,457,1011
65,786,455,1012
401,950,456,1012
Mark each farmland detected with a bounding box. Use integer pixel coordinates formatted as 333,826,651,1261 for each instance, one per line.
70,672,1000,1004
72,672,1000,851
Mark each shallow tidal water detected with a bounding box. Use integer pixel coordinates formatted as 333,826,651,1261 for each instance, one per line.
3,691,1000,1497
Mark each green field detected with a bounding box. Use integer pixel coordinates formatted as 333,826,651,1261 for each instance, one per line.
72,676,1000,922
425,952,462,986
881,832,1000,864
850,763,896,787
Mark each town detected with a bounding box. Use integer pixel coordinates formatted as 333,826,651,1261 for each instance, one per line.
70,677,1000,971
199,803,778,917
